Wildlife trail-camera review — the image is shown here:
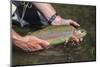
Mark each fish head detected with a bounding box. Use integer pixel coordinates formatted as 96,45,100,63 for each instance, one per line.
77,29,87,38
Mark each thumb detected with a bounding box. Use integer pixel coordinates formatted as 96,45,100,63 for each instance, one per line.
39,39,50,49
70,20,80,27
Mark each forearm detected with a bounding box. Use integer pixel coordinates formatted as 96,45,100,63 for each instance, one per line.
33,3,56,20
12,29,23,41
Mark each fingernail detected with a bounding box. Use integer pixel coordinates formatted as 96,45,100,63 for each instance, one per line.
46,42,50,45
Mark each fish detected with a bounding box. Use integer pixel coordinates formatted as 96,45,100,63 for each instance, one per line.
27,25,87,56
28,25,87,46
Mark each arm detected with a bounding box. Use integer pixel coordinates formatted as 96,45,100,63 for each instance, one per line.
12,2,49,52
12,29,23,42
12,29,49,52
33,3,56,20
33,3,80,27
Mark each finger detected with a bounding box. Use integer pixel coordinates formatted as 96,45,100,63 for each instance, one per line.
20,41,35,52
27,41,43,52
14,40,31,52
71,36,79,43
31,44,43,51
71,39,80,46
30,44,44,52
22,45,33,52
15,43,27,51
70,20,80,27
39,40,50,49
25,38,45,52
72,41,76,46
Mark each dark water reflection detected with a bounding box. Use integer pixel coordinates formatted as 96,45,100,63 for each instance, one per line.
12,4,96,66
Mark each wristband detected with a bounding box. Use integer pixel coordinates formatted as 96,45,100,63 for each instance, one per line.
48,13,58,24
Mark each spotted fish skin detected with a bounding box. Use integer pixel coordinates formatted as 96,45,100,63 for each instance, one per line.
29,25,87,46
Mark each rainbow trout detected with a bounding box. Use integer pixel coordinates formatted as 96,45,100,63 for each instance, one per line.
27,25,87,56
29,25,87,46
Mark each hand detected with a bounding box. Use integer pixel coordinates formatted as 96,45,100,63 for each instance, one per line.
70,30,83,45
51,16,80,27
13,35,49,52
51,16,81,45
